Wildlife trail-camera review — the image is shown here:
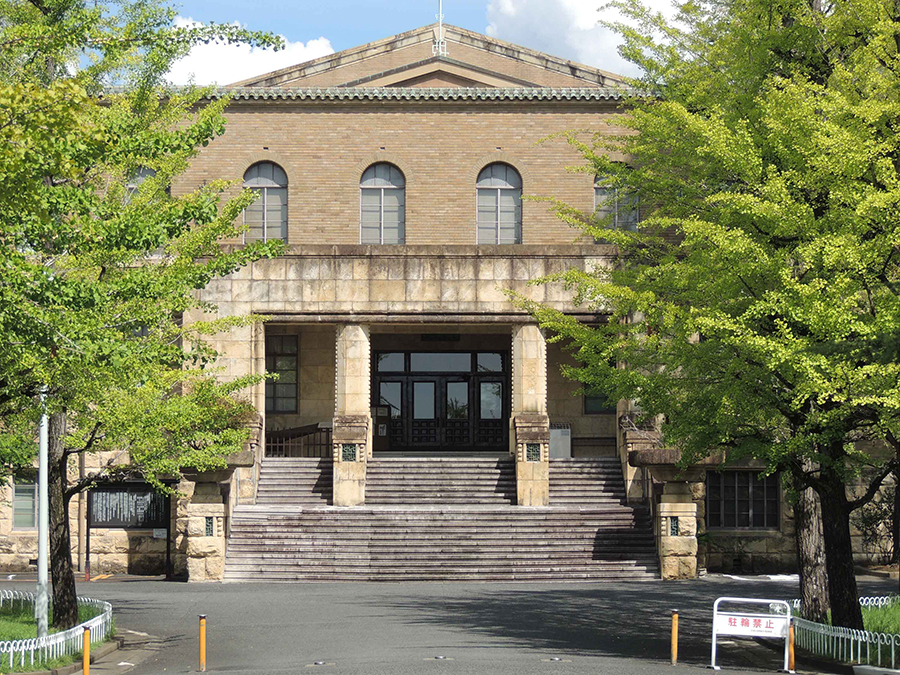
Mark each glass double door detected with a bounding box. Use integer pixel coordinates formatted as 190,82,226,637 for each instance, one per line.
376,374,507,451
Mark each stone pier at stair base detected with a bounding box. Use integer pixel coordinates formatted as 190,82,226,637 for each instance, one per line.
658,482,699,580
627,449,716,581
513,414,550,506
181,471,230,582
332,414,369,507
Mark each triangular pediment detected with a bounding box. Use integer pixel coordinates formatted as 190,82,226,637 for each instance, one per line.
339,56,543,88
229,24,626,89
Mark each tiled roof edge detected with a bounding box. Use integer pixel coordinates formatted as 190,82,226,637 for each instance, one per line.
210,86,643,101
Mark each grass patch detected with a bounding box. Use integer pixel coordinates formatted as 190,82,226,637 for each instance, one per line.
0,603,108,672
862,602,900,634
0,603,103,641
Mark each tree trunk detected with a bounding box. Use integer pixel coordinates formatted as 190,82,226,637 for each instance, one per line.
48,410,78,629
794,466,829,624
818,462,863,629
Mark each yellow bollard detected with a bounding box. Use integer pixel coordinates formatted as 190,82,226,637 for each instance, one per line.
83,627,91,675
671,609,679,666
788,620,795,672
199,614,207,672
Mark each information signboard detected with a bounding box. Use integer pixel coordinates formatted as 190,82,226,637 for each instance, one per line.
710,597,793,672
88,487,167,529
85,483,172,581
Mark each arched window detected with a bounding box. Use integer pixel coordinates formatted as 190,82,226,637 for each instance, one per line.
476,163,522,244
360,163,405,245
243,162,288,243
594,173,639,232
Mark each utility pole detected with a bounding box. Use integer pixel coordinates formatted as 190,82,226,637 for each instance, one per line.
36,394,49,638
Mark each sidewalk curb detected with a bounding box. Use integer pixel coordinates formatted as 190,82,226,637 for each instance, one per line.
856,566,900,580
854,666,900,675
752,636,854,675
18,635,126,675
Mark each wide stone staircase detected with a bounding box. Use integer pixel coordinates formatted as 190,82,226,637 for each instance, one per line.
549,458,628,505
224,455,658,582
367,457,516,505
255,457,333,506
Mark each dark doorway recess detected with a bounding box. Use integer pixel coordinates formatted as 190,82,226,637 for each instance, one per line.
372,350,509,453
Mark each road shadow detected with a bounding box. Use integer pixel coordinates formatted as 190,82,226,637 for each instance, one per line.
357,579,800,669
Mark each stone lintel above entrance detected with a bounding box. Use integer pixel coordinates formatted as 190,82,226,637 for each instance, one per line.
207,245,616,321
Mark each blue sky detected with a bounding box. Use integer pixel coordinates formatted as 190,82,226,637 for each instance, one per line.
166,0,665,85
175,0,489,52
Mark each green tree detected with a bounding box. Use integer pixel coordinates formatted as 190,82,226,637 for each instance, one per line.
1,0,283,627
523,0,900,629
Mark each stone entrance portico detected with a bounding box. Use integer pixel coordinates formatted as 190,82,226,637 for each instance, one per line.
325,321,551,506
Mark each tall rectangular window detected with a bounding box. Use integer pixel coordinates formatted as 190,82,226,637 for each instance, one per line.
594,171,639,243
706,471,779,529
13,480,36,529
265,335,298,413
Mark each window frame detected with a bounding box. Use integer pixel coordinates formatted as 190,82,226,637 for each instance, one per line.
594,173,640,234
706,470,781,530
242,162,288,244
12,479,37,530
583,391,617,415
359,163,406,245
265,334,299,414
476,163,523,245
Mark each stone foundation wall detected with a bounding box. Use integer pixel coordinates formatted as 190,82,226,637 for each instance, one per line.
87,529,169,575
697,476,881,574
0,476,177,576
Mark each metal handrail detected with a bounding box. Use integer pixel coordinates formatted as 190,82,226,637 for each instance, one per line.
0,589,114,670
265,424,333,458
790,595,900,668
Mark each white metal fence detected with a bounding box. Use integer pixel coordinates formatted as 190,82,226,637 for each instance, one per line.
0,589,114,671
791,595,900,668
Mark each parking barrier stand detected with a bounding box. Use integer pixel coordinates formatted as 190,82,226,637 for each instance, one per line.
199,614,207,672
672,609,679,665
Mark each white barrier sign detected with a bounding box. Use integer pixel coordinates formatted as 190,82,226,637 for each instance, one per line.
714,613,788,638
711,597,793,672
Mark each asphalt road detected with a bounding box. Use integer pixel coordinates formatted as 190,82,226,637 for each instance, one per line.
2,574,896,675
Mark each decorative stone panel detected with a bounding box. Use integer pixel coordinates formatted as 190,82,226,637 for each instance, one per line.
513,413,550,507
332,414,369,507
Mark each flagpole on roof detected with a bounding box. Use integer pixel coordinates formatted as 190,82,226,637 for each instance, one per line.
434,0,448,56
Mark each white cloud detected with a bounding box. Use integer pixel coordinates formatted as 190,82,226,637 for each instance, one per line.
486,0,672,78
167,17,335,86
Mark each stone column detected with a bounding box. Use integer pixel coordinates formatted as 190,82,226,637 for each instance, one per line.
658,481,699,580
332,324,371,507
182,474,228,582
511,324,550,507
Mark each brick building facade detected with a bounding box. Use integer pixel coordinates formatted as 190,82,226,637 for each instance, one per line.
2,22,878,582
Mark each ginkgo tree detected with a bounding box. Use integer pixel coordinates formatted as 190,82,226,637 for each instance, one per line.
523,0,900,629
1,0,283,627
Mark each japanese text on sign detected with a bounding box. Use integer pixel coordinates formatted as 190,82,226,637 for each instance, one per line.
89,488,167,529
714,613,788,638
